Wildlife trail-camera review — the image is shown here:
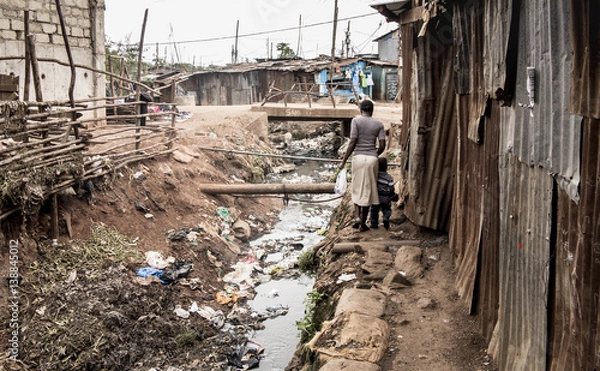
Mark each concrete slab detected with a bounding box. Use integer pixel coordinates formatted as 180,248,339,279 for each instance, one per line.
251,103,358,121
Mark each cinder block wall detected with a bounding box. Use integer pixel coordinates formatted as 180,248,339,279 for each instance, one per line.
0,0,105,108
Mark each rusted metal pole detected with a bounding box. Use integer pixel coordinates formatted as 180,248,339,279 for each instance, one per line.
199,183,336,195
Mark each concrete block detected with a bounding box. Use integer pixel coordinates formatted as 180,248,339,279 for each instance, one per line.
77,37,90,48
35,11,51,23
335,288,387,318
78,17,90,29
71,26,83,37
1,30,17,40
41,23,56,34
10,19,24,31
0,18,10,30
34,33,50,44
28,1,43,11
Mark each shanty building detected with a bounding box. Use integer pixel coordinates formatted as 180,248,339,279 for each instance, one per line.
372,1,599,370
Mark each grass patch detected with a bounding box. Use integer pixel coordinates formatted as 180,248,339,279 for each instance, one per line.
298,248,314,273
29,222,142,285
296,289,331,343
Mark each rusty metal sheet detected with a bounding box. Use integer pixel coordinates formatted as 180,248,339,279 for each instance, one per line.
503,0,581,203
404,39,456,231
451,95,501,341
490,153,552,371
569,0,600,119
550,118,600,370
483,0,519,103
450,3,501,340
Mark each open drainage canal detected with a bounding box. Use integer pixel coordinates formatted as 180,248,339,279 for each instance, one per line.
245,163,341,370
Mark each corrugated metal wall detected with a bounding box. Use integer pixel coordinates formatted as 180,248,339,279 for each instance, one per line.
503,0,582,203
490,153,553,371
391,0,599,369
550,119,600,370
569,0,600,119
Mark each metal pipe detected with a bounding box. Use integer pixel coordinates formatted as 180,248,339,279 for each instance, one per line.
199,183,336,195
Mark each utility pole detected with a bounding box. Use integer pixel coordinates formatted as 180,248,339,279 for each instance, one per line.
234,20,239,64
266,38,270,60
345,21,351,58
329,0,339,93
330,0,338,60
296,14,302,57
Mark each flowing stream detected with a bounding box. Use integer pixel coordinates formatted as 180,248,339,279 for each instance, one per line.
246,163,340,370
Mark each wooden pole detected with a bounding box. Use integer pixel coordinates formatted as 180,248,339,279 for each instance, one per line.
234,20,239,64
23,11,31,102
26,35,43,103
296,14,302,57
135,9,149,150
198,183,336,195
55,0,78,139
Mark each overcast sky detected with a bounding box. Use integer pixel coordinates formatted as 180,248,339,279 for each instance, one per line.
103,0,395,66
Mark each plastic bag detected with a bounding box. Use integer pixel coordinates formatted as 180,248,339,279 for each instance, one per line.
334,169,348,195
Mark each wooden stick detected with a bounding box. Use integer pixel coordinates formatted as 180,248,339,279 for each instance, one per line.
0,56,160,94
23,11,31,102
55,0,78,139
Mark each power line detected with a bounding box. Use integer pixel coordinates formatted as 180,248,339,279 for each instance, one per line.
119,12,380,47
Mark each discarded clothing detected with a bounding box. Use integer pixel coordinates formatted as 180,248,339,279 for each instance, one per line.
136,267,167,284
161,261,193,283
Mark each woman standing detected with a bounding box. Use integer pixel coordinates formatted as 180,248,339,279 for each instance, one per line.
338,100,386,232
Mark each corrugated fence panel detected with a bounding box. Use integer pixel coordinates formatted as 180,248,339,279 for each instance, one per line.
550,118,600,370
405,17,457,231
477,101,501,341
504,0,582,202
569,0,600,119
491,153,552,371
451,2,500,342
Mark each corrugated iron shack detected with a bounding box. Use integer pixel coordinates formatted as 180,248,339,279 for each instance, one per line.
157,58,398,106
373,1,599,370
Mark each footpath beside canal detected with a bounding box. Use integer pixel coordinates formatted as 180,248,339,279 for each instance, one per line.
287,189,498,371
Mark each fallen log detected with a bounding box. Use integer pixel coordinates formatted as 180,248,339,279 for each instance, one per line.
199,183,336,195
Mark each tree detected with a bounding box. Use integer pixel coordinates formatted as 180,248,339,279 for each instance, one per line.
276,42,296,59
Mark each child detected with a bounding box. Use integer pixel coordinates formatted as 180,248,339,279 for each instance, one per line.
370,157,398,229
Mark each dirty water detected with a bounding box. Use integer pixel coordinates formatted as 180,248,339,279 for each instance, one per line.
245,162,341,370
